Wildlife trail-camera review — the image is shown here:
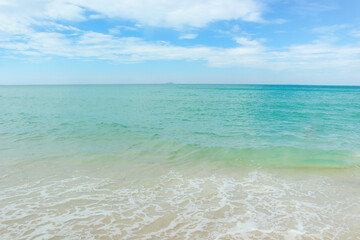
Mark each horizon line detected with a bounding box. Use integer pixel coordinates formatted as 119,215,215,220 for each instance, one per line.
1,83,360,87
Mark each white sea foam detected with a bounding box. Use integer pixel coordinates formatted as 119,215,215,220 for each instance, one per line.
0,169,359,239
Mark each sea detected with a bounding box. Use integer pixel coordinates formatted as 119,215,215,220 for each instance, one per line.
0,84,360,239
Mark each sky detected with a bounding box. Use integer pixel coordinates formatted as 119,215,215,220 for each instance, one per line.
0,0,360,85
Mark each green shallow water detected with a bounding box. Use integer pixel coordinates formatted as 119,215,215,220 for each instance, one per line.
1,84,360,168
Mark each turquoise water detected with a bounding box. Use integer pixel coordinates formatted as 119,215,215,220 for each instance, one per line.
1,84,360,239
1,84,360,167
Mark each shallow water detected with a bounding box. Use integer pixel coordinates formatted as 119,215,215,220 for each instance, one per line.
1,84,360,239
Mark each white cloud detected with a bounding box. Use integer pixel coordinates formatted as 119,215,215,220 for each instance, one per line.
0,0,268,67
109,25,138,35
2,27,360,71
0,0,264,32
271,41,360,69
291,0,337,15
179,33,198,39
235,37,261,46
312,24,348,35
75,0,263,28
0,0,84,37
0,0,360,73
0,27,267,66
350,29,360,38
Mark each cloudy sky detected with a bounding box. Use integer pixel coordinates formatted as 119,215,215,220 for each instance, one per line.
0,0,360,85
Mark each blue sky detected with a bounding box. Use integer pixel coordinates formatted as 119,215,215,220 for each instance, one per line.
0,0,360,85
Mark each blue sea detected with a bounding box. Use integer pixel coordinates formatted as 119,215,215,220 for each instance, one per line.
1,84,360,239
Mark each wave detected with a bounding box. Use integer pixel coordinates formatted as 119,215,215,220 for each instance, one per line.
1,170,359,239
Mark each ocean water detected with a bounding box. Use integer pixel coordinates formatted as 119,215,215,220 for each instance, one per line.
0,84,360,239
